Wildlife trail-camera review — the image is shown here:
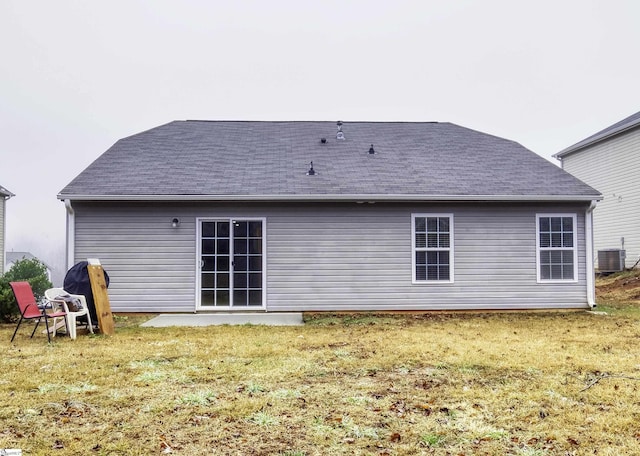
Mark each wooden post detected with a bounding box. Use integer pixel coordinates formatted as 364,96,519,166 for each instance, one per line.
87,261,115,335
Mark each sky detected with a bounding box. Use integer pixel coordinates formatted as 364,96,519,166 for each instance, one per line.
1,0,639,285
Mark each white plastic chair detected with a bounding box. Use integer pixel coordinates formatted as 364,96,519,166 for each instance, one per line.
44,288,94,340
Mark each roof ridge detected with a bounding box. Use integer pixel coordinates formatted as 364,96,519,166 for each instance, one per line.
182,119,441,124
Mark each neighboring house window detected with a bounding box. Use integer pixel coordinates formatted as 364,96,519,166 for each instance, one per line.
536,214,577,282
412,214,454,283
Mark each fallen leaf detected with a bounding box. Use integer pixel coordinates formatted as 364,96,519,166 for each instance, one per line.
389,432,401,442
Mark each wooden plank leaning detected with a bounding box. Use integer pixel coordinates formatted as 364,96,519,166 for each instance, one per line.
87,259,115,335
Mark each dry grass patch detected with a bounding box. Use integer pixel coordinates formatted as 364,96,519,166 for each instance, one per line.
1,294,640,454
597,268,640,317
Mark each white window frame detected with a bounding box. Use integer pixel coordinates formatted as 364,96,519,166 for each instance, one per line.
411,213,454,284
536,213,578,283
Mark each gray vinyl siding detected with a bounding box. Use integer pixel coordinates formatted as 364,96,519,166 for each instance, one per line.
72,201,590,312
561,127,640,269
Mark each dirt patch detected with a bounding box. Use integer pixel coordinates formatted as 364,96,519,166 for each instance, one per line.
597,274,640,293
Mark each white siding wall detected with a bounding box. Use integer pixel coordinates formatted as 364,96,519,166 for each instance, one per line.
0,198,5,275
561,128,640,269
72,201,590,312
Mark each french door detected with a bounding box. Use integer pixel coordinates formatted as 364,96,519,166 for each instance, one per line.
197,218,265,309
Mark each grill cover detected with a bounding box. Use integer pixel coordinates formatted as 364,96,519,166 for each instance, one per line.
63,261,110,324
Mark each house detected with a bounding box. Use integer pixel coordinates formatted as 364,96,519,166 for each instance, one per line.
58,120,601,313
5,251,53,281
0,185,14,275
554,111,640,271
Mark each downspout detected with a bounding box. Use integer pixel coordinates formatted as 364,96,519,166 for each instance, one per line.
64,199,75,270
1,197,6,275
1,191,13,275
585,200,597,308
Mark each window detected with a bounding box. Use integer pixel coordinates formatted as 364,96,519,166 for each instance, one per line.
536,214,577,282
412,214,454,283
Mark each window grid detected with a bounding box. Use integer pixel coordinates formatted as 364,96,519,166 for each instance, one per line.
537,215,577,282
413,215,453,283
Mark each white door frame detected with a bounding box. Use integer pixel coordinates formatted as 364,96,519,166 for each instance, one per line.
195,217,267,311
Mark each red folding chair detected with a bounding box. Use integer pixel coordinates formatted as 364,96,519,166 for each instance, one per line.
10,281,68,343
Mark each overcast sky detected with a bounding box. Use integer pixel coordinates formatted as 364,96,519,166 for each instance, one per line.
1,0,639,284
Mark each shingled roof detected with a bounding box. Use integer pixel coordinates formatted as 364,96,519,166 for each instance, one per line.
59,120,600,201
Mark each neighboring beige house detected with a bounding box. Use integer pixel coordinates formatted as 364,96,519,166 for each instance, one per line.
554,110,640,271
5,251,53,281
1,185,15,275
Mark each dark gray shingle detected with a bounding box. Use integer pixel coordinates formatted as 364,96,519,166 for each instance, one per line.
59,121,600,200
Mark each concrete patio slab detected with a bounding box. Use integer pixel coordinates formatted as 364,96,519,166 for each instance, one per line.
140,312,304,327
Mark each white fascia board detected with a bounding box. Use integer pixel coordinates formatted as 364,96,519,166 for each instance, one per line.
58,193,603,202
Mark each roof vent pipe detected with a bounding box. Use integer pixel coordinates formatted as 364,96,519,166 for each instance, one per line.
368,144,375,154
336,121,345,140
306,161,316,176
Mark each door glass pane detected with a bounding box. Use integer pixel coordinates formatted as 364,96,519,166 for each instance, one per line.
202,273,215,288
234,273,247,288
249,290,262,306
216,290,229,306
249,273,262,288
249,221,262,237
217,239,229,254
217,256,230,271
216,273,229,288
249,256,262,271
217,222,229,237
201,291,214,306
202,257,215,271
202,222,216,237
202,239,215,254
234,256,247,271
233,221,247,237
234,290,247,306
234,238,247,254
249,239,262,254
